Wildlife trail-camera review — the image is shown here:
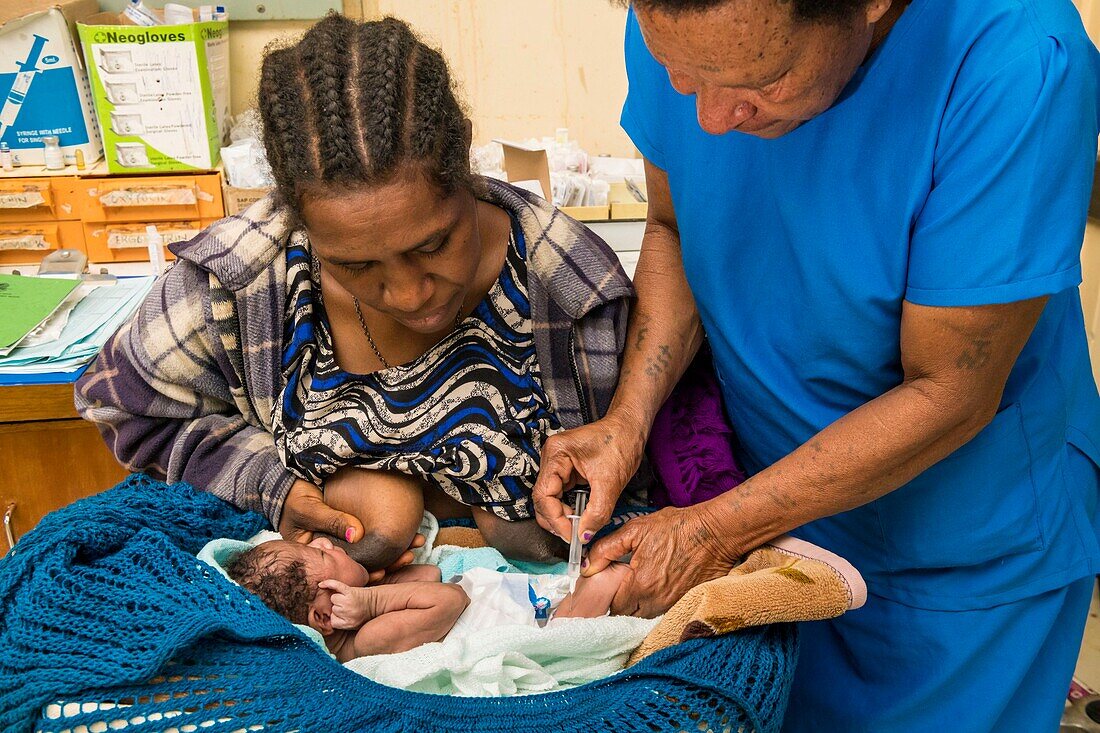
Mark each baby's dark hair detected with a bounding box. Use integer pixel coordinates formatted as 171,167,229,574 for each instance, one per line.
258,13,474,223
226,544,316,625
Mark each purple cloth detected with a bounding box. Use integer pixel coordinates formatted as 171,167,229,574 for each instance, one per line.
647,351,746,508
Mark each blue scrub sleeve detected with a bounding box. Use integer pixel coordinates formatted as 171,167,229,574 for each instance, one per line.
905,38,1096,307
620,9,669,170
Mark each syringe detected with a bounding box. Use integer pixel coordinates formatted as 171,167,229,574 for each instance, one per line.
566,488,589,593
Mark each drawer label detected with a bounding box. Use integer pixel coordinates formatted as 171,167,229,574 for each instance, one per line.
107,228,197,249
0,192,47,209
99,187,197,208
0,234,49,250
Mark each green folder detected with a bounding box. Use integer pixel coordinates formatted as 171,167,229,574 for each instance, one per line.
0,274,81,351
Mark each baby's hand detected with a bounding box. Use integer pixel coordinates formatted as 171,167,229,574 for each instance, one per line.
319,579,374,629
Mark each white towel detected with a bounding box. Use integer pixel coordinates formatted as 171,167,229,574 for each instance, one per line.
345,614,658,696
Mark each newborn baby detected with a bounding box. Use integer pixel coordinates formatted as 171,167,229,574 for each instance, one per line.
227,537,630,663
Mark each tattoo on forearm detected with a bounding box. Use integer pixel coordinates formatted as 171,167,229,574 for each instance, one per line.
764,476,798,511
955,338,992,370
645,344,672,379
719,474,797,520
634,324,649,351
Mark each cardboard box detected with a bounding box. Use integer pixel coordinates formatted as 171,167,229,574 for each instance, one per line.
222,179,271,216
497,139,553,203
0,1,104,168
78,14,229,173
496,139,613,222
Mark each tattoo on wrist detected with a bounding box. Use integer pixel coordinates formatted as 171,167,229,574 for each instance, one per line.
692,521,717,545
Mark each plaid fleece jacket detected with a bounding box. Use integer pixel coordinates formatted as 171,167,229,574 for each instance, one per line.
75,179,635,527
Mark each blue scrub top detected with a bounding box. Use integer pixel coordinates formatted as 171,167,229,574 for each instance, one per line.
622,0,1100,610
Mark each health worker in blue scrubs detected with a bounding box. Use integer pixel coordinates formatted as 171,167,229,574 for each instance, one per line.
533,0,1100,729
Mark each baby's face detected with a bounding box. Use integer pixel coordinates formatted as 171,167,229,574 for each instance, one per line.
280,537,371,588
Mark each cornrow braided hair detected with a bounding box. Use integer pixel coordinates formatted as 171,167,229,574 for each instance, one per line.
226,545,316,626
258,13,475,224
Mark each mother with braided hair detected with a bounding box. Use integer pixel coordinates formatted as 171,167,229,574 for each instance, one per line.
75,14,635,576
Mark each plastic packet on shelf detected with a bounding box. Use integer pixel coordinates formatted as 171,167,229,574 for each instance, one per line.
589,156,645,182
551,171,583,207
220,111,274,189
584,179,610,207
470,141,505,179
228,109,265,143
221,138,274,189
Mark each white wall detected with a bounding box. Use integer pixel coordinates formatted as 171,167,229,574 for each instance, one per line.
1081,223,1100,387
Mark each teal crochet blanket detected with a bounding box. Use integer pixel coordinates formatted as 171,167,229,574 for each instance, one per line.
0,474,797,733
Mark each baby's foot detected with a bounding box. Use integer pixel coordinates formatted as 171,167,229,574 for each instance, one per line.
554,562,632,619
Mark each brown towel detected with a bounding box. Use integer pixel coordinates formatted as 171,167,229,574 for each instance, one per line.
627,535,866,666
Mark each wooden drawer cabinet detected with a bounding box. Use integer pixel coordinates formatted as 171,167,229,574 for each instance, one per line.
0,383,127,550
0,167,227,270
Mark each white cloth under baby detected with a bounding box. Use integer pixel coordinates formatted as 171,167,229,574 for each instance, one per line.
346,610,658,696
346,561,659,697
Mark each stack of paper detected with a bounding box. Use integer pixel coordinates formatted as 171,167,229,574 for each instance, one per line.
0,276,156,376
0,275,82,357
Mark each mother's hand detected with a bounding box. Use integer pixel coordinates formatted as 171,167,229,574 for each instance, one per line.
583,503,743,618
278,478,365,546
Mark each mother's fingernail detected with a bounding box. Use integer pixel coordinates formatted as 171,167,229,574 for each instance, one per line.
581,558,589,569
345,527,354,543
582,531,593,543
